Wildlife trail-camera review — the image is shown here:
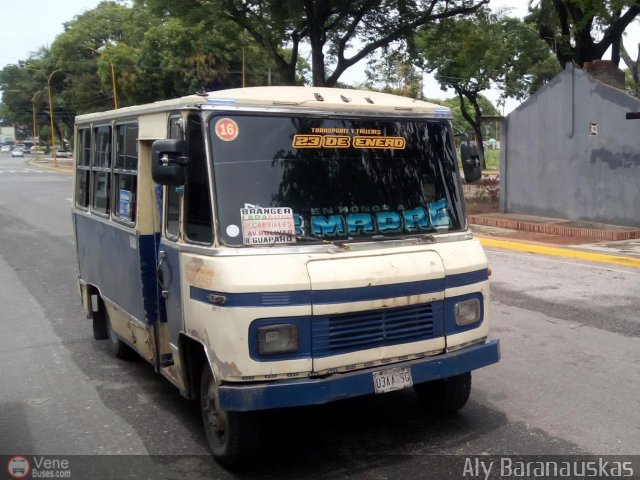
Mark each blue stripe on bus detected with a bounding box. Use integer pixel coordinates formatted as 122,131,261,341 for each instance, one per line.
218,339,501,411
445,268,489,289
311,278,445,304
140,233,161,324
189,268,487,308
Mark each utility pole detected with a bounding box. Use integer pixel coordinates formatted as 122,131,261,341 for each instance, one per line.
47,69,62,167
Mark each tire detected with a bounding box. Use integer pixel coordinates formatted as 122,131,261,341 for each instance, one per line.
200,364,260,468
413,372,472,413
106,311,133,360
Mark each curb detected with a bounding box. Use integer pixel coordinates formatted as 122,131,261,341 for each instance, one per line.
478,237,640,269
469,215,640,241
29,159,73,173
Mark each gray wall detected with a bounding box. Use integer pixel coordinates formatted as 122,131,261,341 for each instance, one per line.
501,64,640,227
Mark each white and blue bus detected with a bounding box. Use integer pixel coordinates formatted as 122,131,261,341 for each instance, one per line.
73,86,499,467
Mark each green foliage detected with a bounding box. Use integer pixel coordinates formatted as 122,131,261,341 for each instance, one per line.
51,1,145,113
484,149,500,170
529,0,640,67
416,10,551,102
362,50,423,98
415,9,551,164
141,0,490,87
623,69,635,92
0,0,277,134
439,96,499,137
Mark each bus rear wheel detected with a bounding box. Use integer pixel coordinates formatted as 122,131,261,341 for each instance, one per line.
106,311,133,360
200,364,259,468
413,372,472,413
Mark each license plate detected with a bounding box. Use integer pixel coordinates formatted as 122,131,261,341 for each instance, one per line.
372,367,413,394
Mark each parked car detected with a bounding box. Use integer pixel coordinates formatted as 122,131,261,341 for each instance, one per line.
12,149,25,158
0,145,10,153
55,149,73,158
30,146,46,154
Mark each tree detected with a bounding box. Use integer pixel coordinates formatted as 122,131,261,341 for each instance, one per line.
142,0,490,87
621,40,640,96
530,0,640,68
0,0,278,136
51,1,269,109
437,96,499,138
415,10,551,167
362,49,424,98
50,1,145,112
0,51,70,145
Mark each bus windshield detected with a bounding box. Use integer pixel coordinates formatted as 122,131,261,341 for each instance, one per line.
209,114,465,246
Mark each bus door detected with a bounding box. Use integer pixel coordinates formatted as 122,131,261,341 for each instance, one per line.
157,113,214,366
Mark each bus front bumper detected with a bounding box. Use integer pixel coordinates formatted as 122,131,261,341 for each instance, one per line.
218,339,500,412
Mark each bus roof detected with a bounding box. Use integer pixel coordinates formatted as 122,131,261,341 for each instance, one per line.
75,86,452,123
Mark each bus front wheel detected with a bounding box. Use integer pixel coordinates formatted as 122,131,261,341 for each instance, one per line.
200,364,259,468
413,372,472,413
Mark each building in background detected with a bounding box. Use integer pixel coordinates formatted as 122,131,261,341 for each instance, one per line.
501,61,640,227
0,126,16,144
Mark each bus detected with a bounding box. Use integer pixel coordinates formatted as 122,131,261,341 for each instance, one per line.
72,86,500,467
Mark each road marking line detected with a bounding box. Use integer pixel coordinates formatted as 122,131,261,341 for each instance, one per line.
479,237,640,269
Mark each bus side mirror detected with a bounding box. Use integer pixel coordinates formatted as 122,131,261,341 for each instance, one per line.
152,139,189,186
460,142,482,183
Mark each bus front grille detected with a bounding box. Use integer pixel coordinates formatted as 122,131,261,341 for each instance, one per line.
312,302,443,357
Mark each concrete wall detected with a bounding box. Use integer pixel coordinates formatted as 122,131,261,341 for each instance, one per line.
501,64,640,227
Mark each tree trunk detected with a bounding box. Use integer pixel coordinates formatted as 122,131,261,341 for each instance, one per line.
611,9,622,66
456,90,486,170
304,0,327,87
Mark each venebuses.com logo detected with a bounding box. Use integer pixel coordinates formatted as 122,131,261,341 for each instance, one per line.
6,455,72,478
7,456,30,479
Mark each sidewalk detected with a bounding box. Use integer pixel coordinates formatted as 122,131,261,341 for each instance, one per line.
470,213,640,269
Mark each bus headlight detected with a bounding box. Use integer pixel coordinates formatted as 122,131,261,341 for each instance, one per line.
257,324,299,355
455,299,481,325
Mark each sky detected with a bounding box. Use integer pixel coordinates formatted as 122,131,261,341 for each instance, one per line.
1,0,639,115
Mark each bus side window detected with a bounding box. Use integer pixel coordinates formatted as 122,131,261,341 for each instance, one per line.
185,114,213,244
113,122,138,223
165,116,183,240
75,128,91,208
92,125,112,215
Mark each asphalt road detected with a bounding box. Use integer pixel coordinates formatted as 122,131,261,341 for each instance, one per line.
0,153,638,479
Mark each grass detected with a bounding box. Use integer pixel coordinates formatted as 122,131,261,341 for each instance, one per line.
484,148,500,171
458,149,500,172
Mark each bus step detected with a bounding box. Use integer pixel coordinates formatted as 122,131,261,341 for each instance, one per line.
159,353,174,367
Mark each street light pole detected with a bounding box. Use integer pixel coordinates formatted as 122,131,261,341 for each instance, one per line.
47,69,62,167
31,90,43,160
13,66,64,166
110,61,119,109
87,46,118,109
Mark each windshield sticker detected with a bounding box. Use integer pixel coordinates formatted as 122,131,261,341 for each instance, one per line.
118,189,132,218
226,224,240,238
305,199,450,237
215,118,239,142
428,198,451,228
241,207,296,245
293,128,406,150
